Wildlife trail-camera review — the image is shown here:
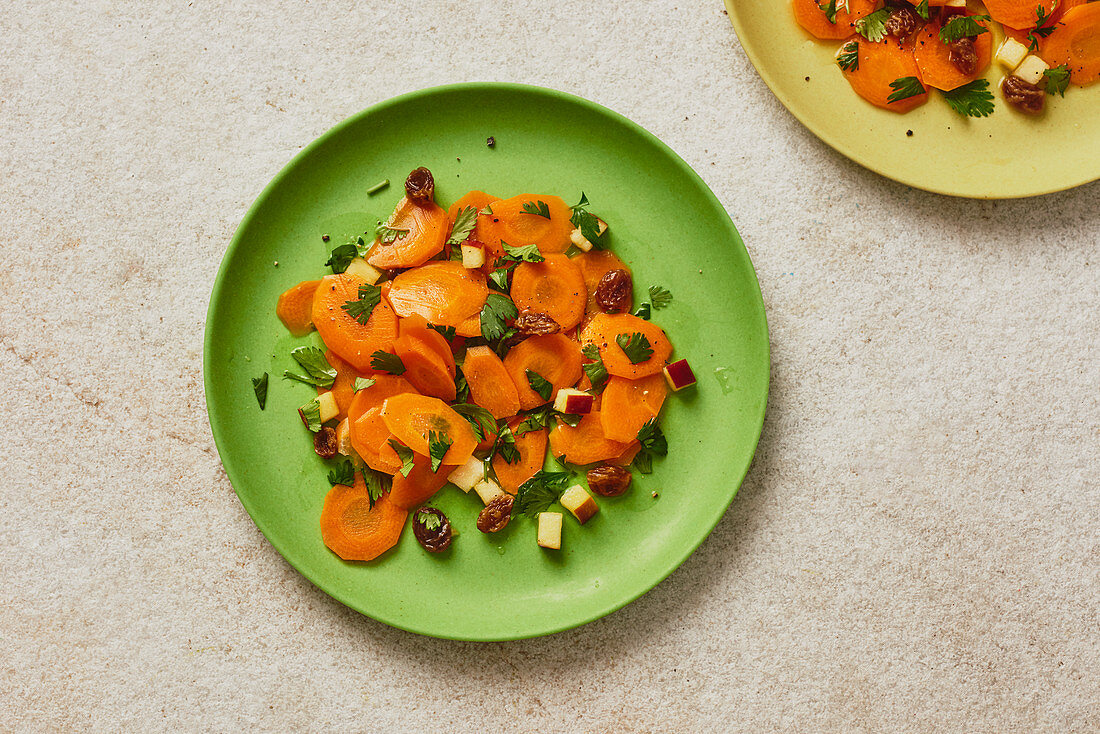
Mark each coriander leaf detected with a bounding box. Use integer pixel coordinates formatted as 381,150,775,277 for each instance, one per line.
283,346,337,388
648,285,672,309
363,468,391,509
836,41,860,72
633,450,653,474
570,193,605,247
501,241,544,263
855,8,889,42
513,406,551,436
447,206,478,245
521,200,551,219
251,373,268,410
298,397,322,432
526,369,553,402
557,412,582,427
325,243,359,273
817,0,843,24
428,323,456,341
370,351,406,375
480,292,518,342
488,264,513,291
940,79,995,118
633,418,668,475
581,344,609,393
494,423,520,464
1044,64,1071,97
939,15,990,43
634,302,652,320
480,204,494,216
354,377,376,392
375,222,409,244
388,439,415,477
915,0,929,20
428,430,452,472
513,470,573,518
449,244,465,261
418,508,442,531
616,332,654,364
327,459,355,486
454,364,470,403
887,76,926,104
451,403,496,442
341,283,382,325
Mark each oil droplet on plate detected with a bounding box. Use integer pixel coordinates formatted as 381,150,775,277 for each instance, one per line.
714,367,736,395
496,546,505,555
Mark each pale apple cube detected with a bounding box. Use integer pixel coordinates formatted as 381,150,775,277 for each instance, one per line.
996,37,1029,70
1014,55,1049,86
461,243,485,269
447,455,484,492
944,0,966,7
537,512,563,549
345,257,383,285
473,478,504,505
317,391,339,424
570,228,594,252
560,485,599,524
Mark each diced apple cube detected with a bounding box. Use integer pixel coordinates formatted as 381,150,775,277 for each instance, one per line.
447,455,484,492
560,485,599,524
537,512,563,549
944,0,966,7
461,242,485,269
473,478,504,505
553,388,593,414
568,218,607,252
1014,54,1049,86
996,37,1029,71
663,359,697,391
317,391,339,423
345,257,383,285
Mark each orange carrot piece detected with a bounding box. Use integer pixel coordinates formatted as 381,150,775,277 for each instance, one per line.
983,0,1059,30
792,0,878,40
389,453,451,510
392,316,457,401
317,350,363,421
510,254,587,331
380,393,478,465
913,19,992,91
386,262,488,327
1042,3,1100,85
840,36,928,112
365,196,449,268
398,315,456,377
276,280,321,336
463,345,521,420
607,441,641,467
350,405,403,474
478,194,575,254
312,273,400,373
320,475,407,562
573,250,632,324
548,411,629,466
502,334,583,410
455,313,482,337
600,374,668,443
579,313,672,379
447,191,500,264
346,374,419,427
493,420,548,494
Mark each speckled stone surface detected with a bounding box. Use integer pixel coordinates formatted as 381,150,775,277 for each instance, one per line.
2,1,1098,731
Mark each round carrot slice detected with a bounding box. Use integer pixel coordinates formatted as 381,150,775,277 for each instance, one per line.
350,406,403,474
548,411,628,466
312,273,399,373
447,190,500,264
600,374,667,443
502,334,583,410
492,419,548,494
840,36,929,112
317,350,363,421
792,0,878,40
320,478,407,562
983,0,1058,31
464,345,521,420
380,393,477,465
573,251,632,324
365,197,449,268
389,453,451,510
1042,2,1100,85
913,19,992,91
386,261,488,327
510,254,587,331
478,194,575,254
276,279,320,336
579,313,672,379
346,374,418,426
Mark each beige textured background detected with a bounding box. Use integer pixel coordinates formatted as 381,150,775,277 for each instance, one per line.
2,1,1098,732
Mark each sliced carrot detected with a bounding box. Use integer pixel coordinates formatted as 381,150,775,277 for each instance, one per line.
393,316,457,401
502,334,583,410
1052,0,1089,23
387,262,488,327
579,313,672,379
447,191,500,265
318,350,363,421
840,36,929,112
600,374,667,443
607,441,641,467
398,316,455,377
1042,2,1100,85
983,0,1059,31
464,345,521,419
548,411,629,466
365,196,449,268
493,420,548,494
792,0,878,40
455,313,482,338
380,393,477,465
350,405,403,474
346,374,419,426
320,475,407,562
573,250,632,324
913,19,992,91
478,194,575,254
276,280,321,336
510,254,587,331
389,452,451,510
312,273,400,373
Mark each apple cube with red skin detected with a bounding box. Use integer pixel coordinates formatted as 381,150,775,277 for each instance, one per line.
663,359,696,391
560,485,599,524
553,388,593,415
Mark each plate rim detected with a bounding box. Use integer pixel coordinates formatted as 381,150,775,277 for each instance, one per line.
202,81,771,640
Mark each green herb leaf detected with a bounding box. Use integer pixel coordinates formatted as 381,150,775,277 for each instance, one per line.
1043,64,1071,97
501,241,544,263
324,243,360,273
375,222,410,244
370,351,406,375
648,285,672,309
327,460,355,486
480,292,518,342
513,405,580,436
494,423,520,464
836,41,860,72
428,430,452,473
354,377,376,392
616,332,654,364
521,200,551,219
915,0,929,20
581,344,609,393
451,403,497,442
283,346,337,388
940,79,995,118
298,397,322,433
855,8,889,42
341,283,383,325
488,263,514,291
633,418,668,475
367,179,389,195
418,509,442,531
526,369,553,402
427,323,457,341
364,468,391,508
480,204,494,216
455,364,470,403
252,373,269,410
514,471,573,517
939,15,990,43
569,193,605,247
887,76,926,104
447,206,478,245
388,439,415,477
634,302,651,320
817,0,844,24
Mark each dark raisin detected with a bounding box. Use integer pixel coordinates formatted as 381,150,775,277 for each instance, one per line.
587,465,631,497
486,136,495,147
477,493,514,533
413,507,452,552
594,269,633,313
884,7,921,38
512,310,561,336
313,426,338,459
404,167,435,204
948,37,979,76
1001,75,1045,115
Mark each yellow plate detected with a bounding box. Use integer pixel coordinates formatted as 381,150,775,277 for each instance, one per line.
724,1,1100,198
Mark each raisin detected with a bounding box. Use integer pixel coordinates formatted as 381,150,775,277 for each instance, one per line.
477,493,514,533
404,167,435,204
587,465,631,497
594,269,632,313
512,310,561,336
313,426,338,459
413,507,452,552
948,37,978,76
1001,76,1045,115
884,7,920,38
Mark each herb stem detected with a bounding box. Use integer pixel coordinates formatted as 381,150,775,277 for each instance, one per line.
367,179,389,195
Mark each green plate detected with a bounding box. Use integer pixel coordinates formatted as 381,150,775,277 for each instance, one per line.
203,83,769,640
725,1,1100,198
